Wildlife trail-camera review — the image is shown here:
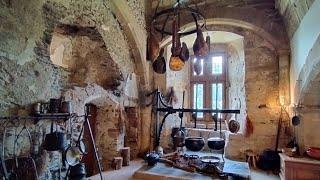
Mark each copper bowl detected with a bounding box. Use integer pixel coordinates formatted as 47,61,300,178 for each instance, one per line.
306,147,320,160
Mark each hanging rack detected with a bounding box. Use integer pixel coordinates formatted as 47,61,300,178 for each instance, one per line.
148,89,240,148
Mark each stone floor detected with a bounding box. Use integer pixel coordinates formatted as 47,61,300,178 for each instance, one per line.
90,159,280,180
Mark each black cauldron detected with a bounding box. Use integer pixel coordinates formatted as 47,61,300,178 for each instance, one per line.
69,163,87,180
207,137,225,150
185,137,205,152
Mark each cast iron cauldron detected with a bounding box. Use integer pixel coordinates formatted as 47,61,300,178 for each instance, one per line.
185,137,205,152
207,137,225,150
69,163,87,180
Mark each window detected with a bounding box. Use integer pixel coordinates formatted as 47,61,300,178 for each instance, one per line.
190,54,226,120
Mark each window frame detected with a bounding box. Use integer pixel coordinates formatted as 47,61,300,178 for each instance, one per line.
190,52,227,122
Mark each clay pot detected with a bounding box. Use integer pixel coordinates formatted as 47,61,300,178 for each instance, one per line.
185,137,205,152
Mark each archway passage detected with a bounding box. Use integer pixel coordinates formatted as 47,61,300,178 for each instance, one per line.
50,24,123,90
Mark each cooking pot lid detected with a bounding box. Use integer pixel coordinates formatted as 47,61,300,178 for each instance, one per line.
200,156,220,164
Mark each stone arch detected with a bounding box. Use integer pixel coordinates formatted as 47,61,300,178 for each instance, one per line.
159,7,289,53
297,34,320,106
294,34,320,150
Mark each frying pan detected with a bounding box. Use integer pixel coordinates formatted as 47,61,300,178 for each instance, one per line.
43,121,65,151
65,146,82,166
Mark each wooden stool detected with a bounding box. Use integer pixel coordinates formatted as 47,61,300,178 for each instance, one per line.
245,150,258,168
112,157,123,170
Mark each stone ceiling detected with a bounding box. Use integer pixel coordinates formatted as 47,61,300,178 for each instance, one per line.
276,0,315,38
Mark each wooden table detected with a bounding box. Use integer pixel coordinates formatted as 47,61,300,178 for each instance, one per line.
279,153,320,180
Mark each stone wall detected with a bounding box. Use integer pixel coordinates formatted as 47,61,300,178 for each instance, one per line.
0,0,147,179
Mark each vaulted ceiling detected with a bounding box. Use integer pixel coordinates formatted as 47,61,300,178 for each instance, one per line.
149,0,316,38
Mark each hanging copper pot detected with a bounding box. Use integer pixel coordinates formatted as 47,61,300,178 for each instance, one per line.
147,29,160,62
152,48,166,74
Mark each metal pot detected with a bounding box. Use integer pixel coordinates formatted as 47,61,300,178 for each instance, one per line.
171,127,186,139
185,137,205,152
207,137,225,150
145,152,160,166
44,122,65,151
292,115,300,126
61,101,72,113
49,98,62,113
69,163,86,178
173,130,185,148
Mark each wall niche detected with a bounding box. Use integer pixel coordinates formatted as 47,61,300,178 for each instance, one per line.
50,24,123,90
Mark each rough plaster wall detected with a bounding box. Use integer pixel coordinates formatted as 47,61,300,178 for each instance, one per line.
50,30,123,89
0,0,146,179
226,38,246,132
